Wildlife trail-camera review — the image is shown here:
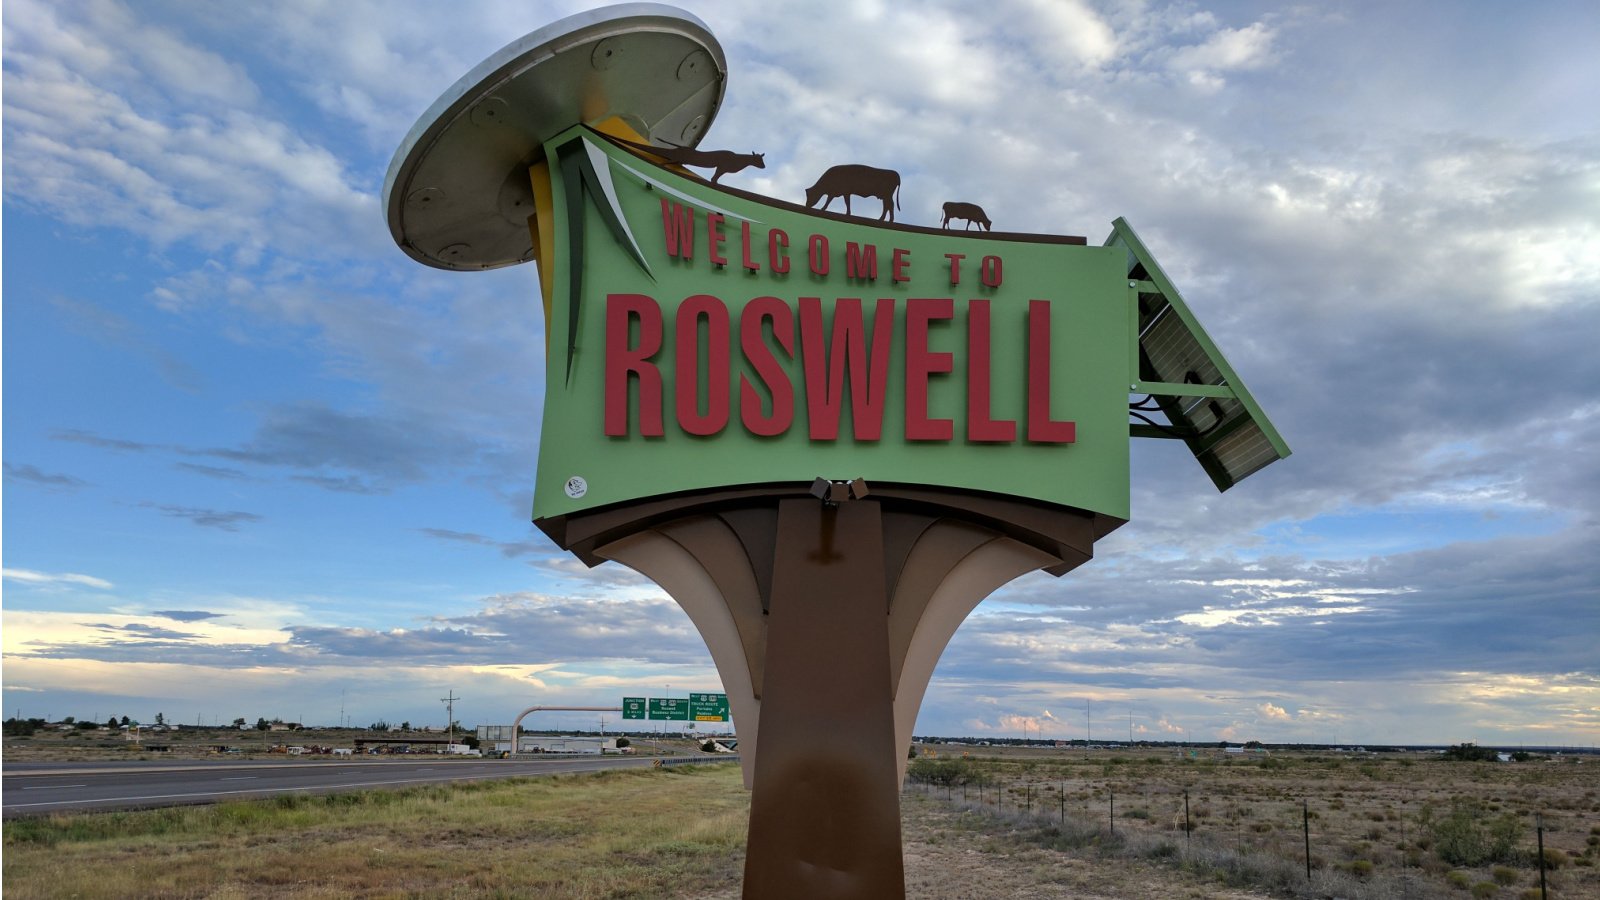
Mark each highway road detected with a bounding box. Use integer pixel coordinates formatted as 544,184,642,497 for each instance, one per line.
3,754,725,817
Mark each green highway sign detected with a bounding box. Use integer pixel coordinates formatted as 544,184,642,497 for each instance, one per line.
648,697,689,721
690,692,730,722
622,697,646,720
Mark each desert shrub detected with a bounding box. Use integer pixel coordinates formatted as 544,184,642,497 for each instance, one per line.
1421,798,1525,866
1517,890,1542,900
906,757,976,787
1345,859,1374,878
1446,870,1471,889
1491,865,1518,885
1540,847,1566,869
1469,881,1498,897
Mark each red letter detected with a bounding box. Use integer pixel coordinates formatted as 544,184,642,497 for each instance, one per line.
740,297,795,436
660,200,694,259
798,297,895,440
808,234,830,275
741,220,761,272
707,213,728,266
675,294,730,436
892,247,911,282
769,229,791,274
966,300,1016,442
981,255,1003,287
1027,299,1075,443
945,252,965,285
605,293,664,436
845,242,878,280
904,298,954,441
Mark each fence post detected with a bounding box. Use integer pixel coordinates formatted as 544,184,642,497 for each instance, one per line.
1184,790,1191,849
1110,791,1115,833
1303,799,1312,881
1537,812,1547,899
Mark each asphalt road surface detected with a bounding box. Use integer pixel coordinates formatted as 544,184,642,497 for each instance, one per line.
3,755,722,817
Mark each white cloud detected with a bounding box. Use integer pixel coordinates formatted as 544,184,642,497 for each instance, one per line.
1166,21,1276,77
3,568,114,589
1256,702,1291,721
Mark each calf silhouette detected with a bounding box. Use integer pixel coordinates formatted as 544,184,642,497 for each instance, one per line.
804,165,901,221
940,202,991,231
607,135,765,184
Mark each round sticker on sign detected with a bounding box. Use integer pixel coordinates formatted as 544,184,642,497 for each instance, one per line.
564,476,588,499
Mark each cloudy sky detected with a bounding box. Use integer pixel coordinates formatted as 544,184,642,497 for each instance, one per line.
4,0,1596,746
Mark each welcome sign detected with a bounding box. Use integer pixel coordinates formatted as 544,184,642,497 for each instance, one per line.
529,130,1133,523
384,6,1287,898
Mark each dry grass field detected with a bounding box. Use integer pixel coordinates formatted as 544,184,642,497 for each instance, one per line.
5,746,1597,898
906,744,1599,899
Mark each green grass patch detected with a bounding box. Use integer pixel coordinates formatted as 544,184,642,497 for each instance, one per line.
4,764,748,899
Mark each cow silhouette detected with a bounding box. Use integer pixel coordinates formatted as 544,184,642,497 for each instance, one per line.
804,165,901,221
607,135,765,184
940,202,991,231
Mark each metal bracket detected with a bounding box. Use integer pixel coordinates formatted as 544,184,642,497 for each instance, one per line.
809,477,871,506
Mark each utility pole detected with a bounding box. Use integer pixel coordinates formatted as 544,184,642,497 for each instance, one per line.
441,690,459,748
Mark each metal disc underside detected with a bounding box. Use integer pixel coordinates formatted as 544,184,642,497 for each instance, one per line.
384,3,726,271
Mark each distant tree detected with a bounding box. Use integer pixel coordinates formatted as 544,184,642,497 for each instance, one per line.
460,734,480,749
1244,740,1264,749
369,720,390,732
107,717,119,729
4,718,41,737
614,737,630,748
256,717,270,731
63,716,76,725
1510,751,1533,762
401,721,412,731
1217,740,1228,749
1442,743,1498,762
75,720,99,730
155,712,165,726
701,740,718,753
232,717,247,728
120,715,131,726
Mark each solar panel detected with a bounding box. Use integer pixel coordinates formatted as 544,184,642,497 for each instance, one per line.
1105,217,1290,491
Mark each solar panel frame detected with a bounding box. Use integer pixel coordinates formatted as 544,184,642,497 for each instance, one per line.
1105,218,1290,491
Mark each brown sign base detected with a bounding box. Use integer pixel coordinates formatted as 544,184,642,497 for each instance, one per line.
537,483,1120,899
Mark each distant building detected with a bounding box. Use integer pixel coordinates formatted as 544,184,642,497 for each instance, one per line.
516,735,618,755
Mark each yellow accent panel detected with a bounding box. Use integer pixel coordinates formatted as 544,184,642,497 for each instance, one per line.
591,115,648,143
527,160,556,348
590,115,695,178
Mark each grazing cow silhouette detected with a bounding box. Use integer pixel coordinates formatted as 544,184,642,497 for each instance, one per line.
804,165,901,221
607,136,765,184
940,201,991,231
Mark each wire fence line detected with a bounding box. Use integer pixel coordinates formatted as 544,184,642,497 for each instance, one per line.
901,767,1565,900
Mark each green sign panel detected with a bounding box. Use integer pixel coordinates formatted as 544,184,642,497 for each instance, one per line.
648,698,689,721
531,128,1132,524
690,692,730,722
622,697,646,720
